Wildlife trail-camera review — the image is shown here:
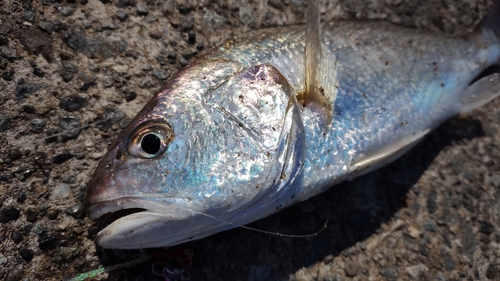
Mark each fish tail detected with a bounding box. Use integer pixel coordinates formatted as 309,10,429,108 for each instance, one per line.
479,0,500,38
460,2,500,114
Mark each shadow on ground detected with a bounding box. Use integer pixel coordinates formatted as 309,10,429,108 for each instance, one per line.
95,116,484,281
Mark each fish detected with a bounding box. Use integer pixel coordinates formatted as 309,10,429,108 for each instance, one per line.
86,2,500,249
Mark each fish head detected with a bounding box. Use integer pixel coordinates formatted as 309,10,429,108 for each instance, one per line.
86,60,305,249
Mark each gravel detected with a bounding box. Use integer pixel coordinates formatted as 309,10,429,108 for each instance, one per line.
0,0,499,280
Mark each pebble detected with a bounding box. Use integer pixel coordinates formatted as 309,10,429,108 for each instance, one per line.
180,14,194,32
23,10,36,22
380,267,399,280
423,221,437,232
23,104,36,113
115,0,136,7
1,46,19,61
149,28,162,39
5,267,22,281
0,112,11,132
426,188,437,214
121,89,137,102
25,207,38,222
479,221,493,235
57,247,80,262
38,21,54,34
344,260,360,277
188,30,196,44
59,115,81,139
65,204,86,219
59,6,75,17
152,69,168,80
0,206,21,224
116,10,128,21
12,163,36,181
178,56,188,66
52,151,75,164
0,253,7,265
19,249,33,262
101,76,114,87
59,95,88,111
31,118,47,133
407,226,420,239
60,62,78,82
11,231,23,244
38,232,58,249
102,22,120,30
16,82,44,101
486,262,500,279
96,107,126,129
405,264,428,280
51,184,71,200
442,249,455,270
32,223,46,235
461,223,477,259
0,35,7,46
137,4,149,15
16,193,27,203
47,208,59,220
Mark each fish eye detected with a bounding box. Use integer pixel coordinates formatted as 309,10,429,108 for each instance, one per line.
128,121,174,159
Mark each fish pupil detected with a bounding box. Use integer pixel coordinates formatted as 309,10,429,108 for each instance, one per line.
141,133,161,155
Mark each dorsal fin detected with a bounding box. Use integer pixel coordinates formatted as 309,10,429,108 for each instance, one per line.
301,0,332,119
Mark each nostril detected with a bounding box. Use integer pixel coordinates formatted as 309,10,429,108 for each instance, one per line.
115,149,122,160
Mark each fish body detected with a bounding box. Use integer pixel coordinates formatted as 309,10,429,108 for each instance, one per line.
87,11,500,249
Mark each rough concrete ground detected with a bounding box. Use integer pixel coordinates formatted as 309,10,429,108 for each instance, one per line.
0,0,500,280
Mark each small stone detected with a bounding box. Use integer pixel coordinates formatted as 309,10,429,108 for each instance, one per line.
1,46,19,61
380,267,399,280
50,184,71,200
96,107,126,129
59,6,75,17
60,62,78,82
5,267,22,281
16,83,44,101
101,76,114,87
32,223,46,235
426,188,437,214
19,249,33,262
0,253,7,265
102,22,120,30
0,206,21,223
442,249,455,270
0,113,11,132
0,35,7,46
407,226,420,239
65,204,86,219
187,30,196,44
12,163,36,181
115,0,136,7
239,7,253,25
152,69,168,80
38,21,54,34
486,262,500,279
344,260,359,277
57,247,80,262
16,193,27,203
46,208,59,220
462,223,477,259
405,264,429,280
479,221,493,235
59,115,81,139
11,231,23,244
59,95,87,112
180,14,194,31
423,221,437,232
122,89,137,102
38,232,58,249
31,118,47,133
149,28,162,39
137,4,149,15
23,104,36,113
116,10,128,21
23,10,36,22
178,56,188,66
26,207,38,222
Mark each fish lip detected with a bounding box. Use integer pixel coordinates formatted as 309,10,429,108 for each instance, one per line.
87,197,191,221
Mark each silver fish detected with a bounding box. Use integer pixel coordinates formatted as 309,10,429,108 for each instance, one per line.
87,4,500,249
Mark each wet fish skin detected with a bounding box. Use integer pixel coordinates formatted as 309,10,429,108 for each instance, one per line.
87,16,500,248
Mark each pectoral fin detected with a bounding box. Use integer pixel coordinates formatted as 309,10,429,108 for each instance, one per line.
460,72,500,114
349,129,431,176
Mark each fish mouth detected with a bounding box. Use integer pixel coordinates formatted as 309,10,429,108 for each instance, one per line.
88,197,195,248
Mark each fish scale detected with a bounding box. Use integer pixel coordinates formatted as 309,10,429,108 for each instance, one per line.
86,5,500,249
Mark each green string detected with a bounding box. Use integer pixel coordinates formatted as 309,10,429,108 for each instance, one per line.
67,254,148,281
